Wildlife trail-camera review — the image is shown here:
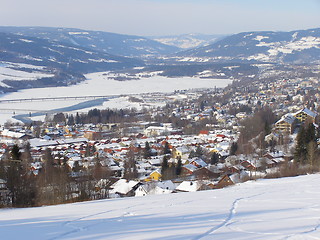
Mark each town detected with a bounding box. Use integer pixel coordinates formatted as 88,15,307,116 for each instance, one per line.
1,65,320,208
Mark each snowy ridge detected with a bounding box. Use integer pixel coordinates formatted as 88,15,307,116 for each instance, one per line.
1,174,320,239
179,28,320,63
151,33,226,49
0,26,180,57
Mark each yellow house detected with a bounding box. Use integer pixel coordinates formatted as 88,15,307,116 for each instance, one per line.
275,114,297,134
145,170,162,182
172,146,189,159
293,108,317,123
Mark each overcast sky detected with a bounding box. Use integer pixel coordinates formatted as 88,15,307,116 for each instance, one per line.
1,0,320,36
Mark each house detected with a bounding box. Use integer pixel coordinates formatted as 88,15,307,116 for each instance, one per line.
157,180,177,191
264,133,280,144
172,146,189,159
144,126,172,137
144,170,162,182
181,164,198,175
109,179,142,197
84,131,102,140
213,172,248,189
213,174,235,189
194,167,220,179
264,151,284,159
175,181,204,192
0,129,32,140
190,158,207,168
135,183,172,197
241,159,262,171
293,108,317,123
274,114,297,134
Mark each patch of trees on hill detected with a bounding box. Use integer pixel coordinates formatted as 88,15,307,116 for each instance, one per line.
50,108,138,125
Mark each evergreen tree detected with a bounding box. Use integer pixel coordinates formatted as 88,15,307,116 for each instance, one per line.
229,142,238,156
294,126,307,164
176,157,182,176
75,112,81,124
305,123,316,143
163,141,171,155
67,114,75,125
143,141,151,159
11,144,21,160
195,145,203,158
307,141,317,167
294,123,317,165
211,152,220,165
161,155,169,176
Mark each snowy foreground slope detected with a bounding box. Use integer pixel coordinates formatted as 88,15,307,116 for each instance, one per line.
1,174,320,240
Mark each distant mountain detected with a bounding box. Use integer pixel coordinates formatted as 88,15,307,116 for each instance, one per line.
150,33,226,49
0,32,143,92
0,27,180,57
178,28,320,63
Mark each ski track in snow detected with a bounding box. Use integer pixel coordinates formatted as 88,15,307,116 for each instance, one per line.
283,219,320,240
50,198,197,240
3,175,320,240
49,203,144,240
192,193,265,240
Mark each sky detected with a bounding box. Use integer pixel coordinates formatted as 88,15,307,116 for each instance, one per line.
1,0,320,36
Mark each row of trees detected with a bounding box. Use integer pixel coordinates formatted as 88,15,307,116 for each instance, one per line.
0,144,112,208
49,108,138,125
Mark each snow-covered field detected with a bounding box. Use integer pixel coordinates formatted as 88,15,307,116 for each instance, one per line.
0,72,232,124
1,174,320,240
0,62,54,88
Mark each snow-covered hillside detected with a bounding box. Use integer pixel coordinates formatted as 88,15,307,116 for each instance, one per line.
151,34,226,49
1,174,320,240
0,62,54,88
0,26,180,57
179,28,320,63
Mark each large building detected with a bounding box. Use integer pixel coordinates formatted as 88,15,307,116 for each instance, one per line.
275,107,318,134
293,108,317,123
275,114,297,134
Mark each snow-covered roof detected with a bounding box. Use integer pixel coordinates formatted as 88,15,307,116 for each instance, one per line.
157,180,176,191
294,108,317,118
175,181,202,192
265,151,284,158
182,164,198,172
1,129,27,139
110,179,140,195
190,158,207,168
29,138,87,148
276,114,296,125
135,185,172,196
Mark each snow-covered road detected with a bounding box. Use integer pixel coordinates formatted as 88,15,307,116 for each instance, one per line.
1,174,320,239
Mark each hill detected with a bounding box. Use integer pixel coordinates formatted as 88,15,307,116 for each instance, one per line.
178,28,320,63
0,32,143,92
0,26,180,57
150,33,226,49
1,174,320,239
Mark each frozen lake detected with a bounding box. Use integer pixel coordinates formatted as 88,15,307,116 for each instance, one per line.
0,73,232,123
